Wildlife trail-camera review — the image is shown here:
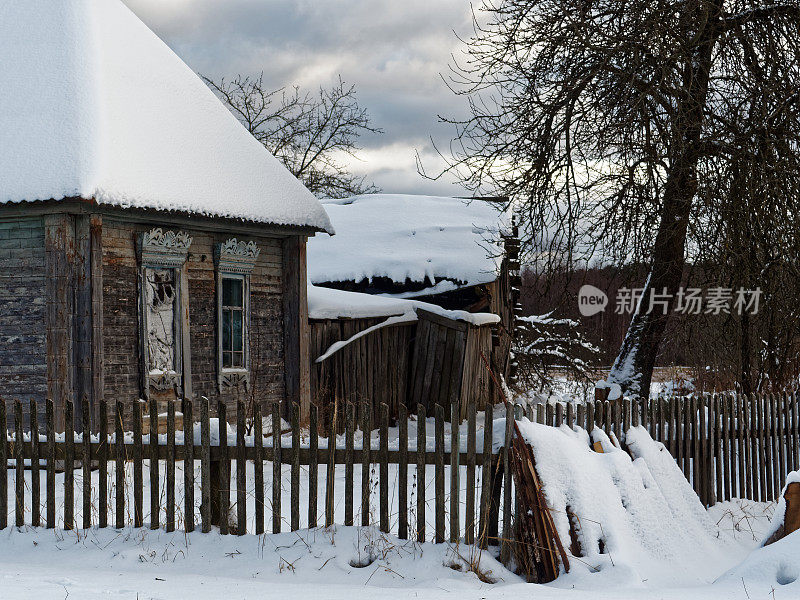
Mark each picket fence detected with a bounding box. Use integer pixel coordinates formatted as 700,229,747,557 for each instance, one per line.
0,393,796,552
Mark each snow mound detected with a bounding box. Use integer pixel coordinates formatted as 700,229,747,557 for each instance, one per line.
0,0,331,232
517,422,743,588
308,194,508,289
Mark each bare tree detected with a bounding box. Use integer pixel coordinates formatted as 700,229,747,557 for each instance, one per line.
430,0,800,397
205,74,383,198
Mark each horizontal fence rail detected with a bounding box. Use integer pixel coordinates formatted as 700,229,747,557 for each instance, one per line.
0,392,795,547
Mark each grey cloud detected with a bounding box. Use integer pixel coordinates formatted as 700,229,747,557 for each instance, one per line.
123,0,474,195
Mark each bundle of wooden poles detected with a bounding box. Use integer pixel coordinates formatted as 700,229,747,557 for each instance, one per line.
509,421,570,583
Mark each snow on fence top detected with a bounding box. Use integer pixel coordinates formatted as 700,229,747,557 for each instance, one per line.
307,194,509,290
0,0,332,234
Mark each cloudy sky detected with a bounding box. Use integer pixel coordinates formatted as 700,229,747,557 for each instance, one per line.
123,0,475,196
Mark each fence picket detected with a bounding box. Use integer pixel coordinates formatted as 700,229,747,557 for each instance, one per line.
479,402,491,548
757,394,767,502
380,403,390,534
253,401,263,536
586,402,594,433
465,402,476,545
714,396,723,503
201,398,211,533
166,401,176,533
449,401,460,543
15,401,23,527
435,403,445,544
218,402,229,535
81,398,91,530
290,403,300,531
184,399,195,534
500,401,513,564
722,395,731,500
149,398,159,530
115,402,124,529
236,401,246,536
30,399,40,528
0,402,6,530
272,401,281,534
46,400,54,529
577,402,585,432
345,402,354,527
65,400,74,530
308,403,318,528
326,403,336,528
361,399,371,527
398,404,408,540
416,403,426,543
133,401,143,528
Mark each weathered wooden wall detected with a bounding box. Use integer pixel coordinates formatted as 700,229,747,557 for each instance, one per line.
310,316,414,425
101,219,288,418
310,309,495,422
0,218,47,407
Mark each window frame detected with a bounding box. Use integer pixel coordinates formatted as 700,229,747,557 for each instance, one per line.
137,228,192,399
215,238,260,392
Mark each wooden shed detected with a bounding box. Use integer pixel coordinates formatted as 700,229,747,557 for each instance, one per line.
0,1,332,429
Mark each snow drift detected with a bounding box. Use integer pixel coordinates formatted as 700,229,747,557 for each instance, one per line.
516,422,744,588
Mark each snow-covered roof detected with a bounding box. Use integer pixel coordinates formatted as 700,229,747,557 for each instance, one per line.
0,0,332,233
307,194,508,290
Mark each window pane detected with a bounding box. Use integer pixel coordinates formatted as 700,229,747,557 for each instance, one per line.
232,310,243,352
222,309,231,352
222,278,243,307
232,352,244,368
223,351,232,369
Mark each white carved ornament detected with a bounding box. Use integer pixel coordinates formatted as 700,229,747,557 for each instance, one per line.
140,228,193,268
217,238,260,274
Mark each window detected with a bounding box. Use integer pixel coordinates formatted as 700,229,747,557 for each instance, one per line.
221,276,245,369
216,238,260,391
138,228,192,397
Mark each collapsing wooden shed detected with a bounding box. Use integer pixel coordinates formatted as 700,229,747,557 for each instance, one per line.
307,286,501,423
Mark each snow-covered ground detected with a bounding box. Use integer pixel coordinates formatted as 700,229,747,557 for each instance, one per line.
0,413,789,599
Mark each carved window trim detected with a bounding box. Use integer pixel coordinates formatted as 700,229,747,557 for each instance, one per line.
138,228,192,398
216,238,259,392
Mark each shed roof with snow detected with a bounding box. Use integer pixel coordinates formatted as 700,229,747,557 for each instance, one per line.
307,194,508,294
0,0,332,233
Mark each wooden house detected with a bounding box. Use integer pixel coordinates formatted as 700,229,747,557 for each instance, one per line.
0,1,333,429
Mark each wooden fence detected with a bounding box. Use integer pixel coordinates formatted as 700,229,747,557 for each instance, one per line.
524,393,800,507
0,393,795,547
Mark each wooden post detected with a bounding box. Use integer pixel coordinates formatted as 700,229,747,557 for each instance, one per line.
133,401,143,528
